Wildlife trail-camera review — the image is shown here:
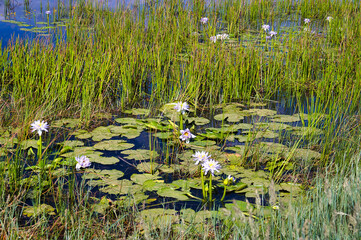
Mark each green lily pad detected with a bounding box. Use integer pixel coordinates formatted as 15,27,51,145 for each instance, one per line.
280,182,303,194
214,113,244,122
99,182,142,195
255,122,291,131
73,129,92,139
114,117,144,125
131,173,161,185
61,140,84,148
122,149,159,161
124,108,150,115
136,162,161,173
52,118,81,128
108,125,143,139
291,126,323,136
154,131,173,139
242,108,277,117
258,142,288,154
88,155,119,165
189,140,217,147
142,180,168,191
23,204,55,217
186,117,210,126
244,130,278,139
271,114,300,123
93,140,134,151
91,126,117,141
292,148,321,161
60,147,97,158
20,139,44,149
144,121,173,132
157,188,189,200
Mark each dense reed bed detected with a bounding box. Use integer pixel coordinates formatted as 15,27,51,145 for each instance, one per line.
1,0,361,238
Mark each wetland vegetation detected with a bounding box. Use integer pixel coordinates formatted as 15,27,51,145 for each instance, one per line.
1,0,361,238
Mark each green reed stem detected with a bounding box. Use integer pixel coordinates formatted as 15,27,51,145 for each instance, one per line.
209,174,213,202
221,185,227,202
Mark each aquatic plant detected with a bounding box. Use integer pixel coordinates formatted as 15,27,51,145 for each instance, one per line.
179,128,195,143
75,155,91,170
200,17,208,24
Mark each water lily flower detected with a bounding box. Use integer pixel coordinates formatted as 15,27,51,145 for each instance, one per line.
179,128,195,143
75,155,91,170
216,33,229,40
326,16,333,22
192,151,211,165
200,17,208,24
269,31,277,37
262,24,270,31
31,120,49,136
174,101,189,114
45,10,51,15
202,159,221,176
304,18,310,24
210,36,217,43
224,175,235,185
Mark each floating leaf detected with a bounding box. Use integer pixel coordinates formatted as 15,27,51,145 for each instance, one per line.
154,131,173,139
20,139,44,149
60,147,97,158
73,129,92,139
52,118,81,128
23,204,55,217
124,108,150,115
61,140,84,148
93,140,134,151
108,125,143,139
214,113,244,122
136,162,160,173
255,122,291,131
114,117,144,125
122,149,159,161
91,126,117,141
131,173,161,185
88,155,119,165
271,114,300,123
144,121,173,131
291,126,323,136
157,188,189,200
242,108,277,117
186,117,210,126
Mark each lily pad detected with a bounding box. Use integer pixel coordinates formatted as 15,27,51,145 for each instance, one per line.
61,140,84,148
88,155,119,165
108,125,143,139
20,139,44,149
91,126,117,141
214,113,244,122
271,114,300,123
186,117,210,126
23,204,55,217
60,147,97,158
73,129,92,139
131,173,161,185
157,188,189,201
124,108,150,115
122,149,159,161
291,126,323,136
242,108,277,117
93,140,134,151
52,118,81,128
115,117,144,125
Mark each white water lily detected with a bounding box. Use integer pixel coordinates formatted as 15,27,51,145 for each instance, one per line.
75,155,91,170
326,16,333,22
45,10,51,15
192,151,211,165
210,36,217,43
200,17,208,24
31,120,49,136
269,31,277,37
216,33,229,40
179,128,195,143
174,101,189,114
202,159,221,176
304,18,311,24
262,24,270,31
